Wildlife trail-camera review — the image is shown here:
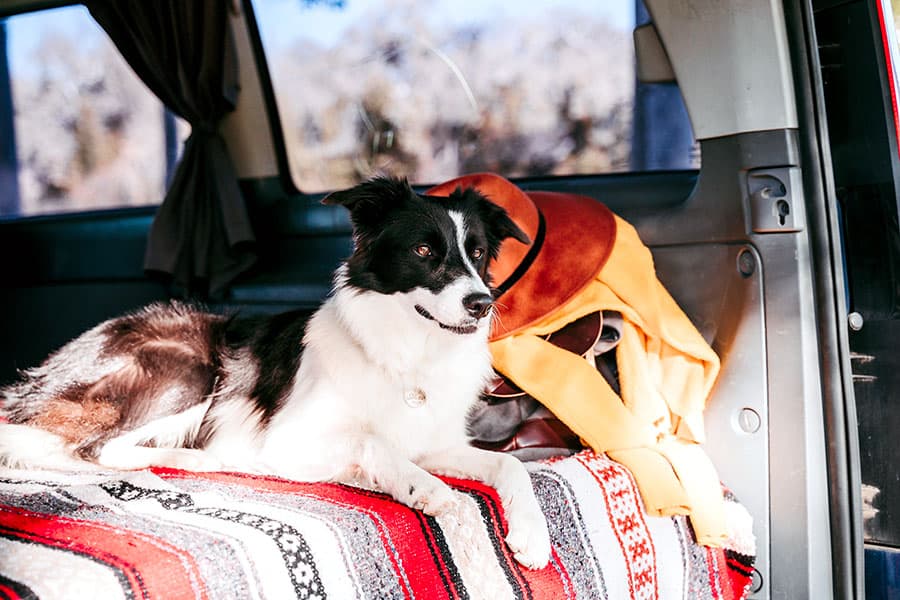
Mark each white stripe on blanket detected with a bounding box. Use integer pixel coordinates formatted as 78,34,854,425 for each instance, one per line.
437,490,518,600
0,537,127,600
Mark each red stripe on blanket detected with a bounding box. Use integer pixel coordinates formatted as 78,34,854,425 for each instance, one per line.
706,546,726,599
576,452,659,600
154,468,466,600
706,547,753,600
0,504,208,600
158,468,574,600
0,582,21,600
350,486,462,600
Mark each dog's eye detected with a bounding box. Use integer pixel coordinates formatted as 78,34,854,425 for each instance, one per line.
414,244,433,258
470,248,485,260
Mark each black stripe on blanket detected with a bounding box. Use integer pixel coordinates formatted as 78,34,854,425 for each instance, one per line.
724,549,755,578
100,479,327,599
0,571,39,600
456,484,533,600
100,480,194,509
419,512,469,600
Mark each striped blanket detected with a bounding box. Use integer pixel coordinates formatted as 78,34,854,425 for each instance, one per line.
0,450,754,599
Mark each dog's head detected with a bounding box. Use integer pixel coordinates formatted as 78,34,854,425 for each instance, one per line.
324,177,529,335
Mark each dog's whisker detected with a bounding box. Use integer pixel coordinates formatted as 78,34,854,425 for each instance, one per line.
491,310,512,334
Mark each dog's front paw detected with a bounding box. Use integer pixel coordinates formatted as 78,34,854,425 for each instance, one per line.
505,505,551,569
403,475,458,516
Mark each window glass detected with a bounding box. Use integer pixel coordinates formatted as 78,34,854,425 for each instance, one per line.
252,0,698,193
0,5,188,217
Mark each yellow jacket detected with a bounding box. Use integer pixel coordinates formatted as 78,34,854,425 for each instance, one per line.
490,215,727,546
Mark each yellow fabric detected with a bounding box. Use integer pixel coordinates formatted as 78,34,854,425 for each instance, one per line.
489,215,727,546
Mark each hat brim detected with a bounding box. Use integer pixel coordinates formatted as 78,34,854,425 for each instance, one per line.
426,174,616,340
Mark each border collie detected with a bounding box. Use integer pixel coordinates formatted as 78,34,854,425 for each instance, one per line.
0,177,551,569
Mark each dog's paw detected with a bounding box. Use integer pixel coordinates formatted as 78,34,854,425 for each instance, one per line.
403,476,458,516
505,506,552,569
164,449,223,472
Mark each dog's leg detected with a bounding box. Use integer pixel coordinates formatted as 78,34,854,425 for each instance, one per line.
270,433,458,516
96,444,222,471
95,402,222,472
418,446,551,569
344,435,459,516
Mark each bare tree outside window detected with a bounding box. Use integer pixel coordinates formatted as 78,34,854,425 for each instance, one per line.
3,5,187,217
256,0,652,193
1,0,699,217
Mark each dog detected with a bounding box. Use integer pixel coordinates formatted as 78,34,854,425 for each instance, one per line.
0,177,551,569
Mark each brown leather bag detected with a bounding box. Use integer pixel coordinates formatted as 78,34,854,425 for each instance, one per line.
469,311,623,460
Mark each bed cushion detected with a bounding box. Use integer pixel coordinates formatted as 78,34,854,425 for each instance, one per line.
0,450,754,599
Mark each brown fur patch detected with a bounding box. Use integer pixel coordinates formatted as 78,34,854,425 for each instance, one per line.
11,303,225,459
102,304,217,368
28,396,121,444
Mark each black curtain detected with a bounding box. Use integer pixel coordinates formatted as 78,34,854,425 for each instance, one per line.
86,0,255,296
0,21,20,216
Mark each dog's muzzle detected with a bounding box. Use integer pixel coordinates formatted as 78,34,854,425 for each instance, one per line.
414,305,485,335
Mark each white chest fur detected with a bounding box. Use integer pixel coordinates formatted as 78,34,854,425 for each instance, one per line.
255,284,494,479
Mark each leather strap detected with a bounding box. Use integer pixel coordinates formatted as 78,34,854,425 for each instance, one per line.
494,210,546,297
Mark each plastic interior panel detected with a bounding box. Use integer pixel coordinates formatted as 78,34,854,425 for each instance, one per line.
0,281,170,385
644,0,799,140
634,23,676,84
606,129,835,599
651,242,769,596
750,213,833,600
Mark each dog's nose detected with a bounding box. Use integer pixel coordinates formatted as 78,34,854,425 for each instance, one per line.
463,293,494,319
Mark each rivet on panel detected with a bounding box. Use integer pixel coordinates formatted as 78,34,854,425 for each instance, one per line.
737,408,761,434
737,248,756,278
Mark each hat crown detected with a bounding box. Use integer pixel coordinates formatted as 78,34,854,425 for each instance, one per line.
427,173,616,340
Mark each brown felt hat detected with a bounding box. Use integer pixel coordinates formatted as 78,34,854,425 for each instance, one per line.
427,173,616,341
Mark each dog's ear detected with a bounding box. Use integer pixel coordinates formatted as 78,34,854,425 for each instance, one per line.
470,189,531,253
322,177,412,226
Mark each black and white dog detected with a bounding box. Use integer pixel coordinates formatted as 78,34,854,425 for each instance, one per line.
0,177,551,568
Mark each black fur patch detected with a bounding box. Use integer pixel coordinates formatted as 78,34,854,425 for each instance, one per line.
218,310,313,424
324,177,528,295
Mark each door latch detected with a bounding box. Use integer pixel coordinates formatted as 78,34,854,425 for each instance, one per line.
746,167,804,233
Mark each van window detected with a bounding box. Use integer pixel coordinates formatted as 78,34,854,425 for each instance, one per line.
251,0,698,193
0,5,187,218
